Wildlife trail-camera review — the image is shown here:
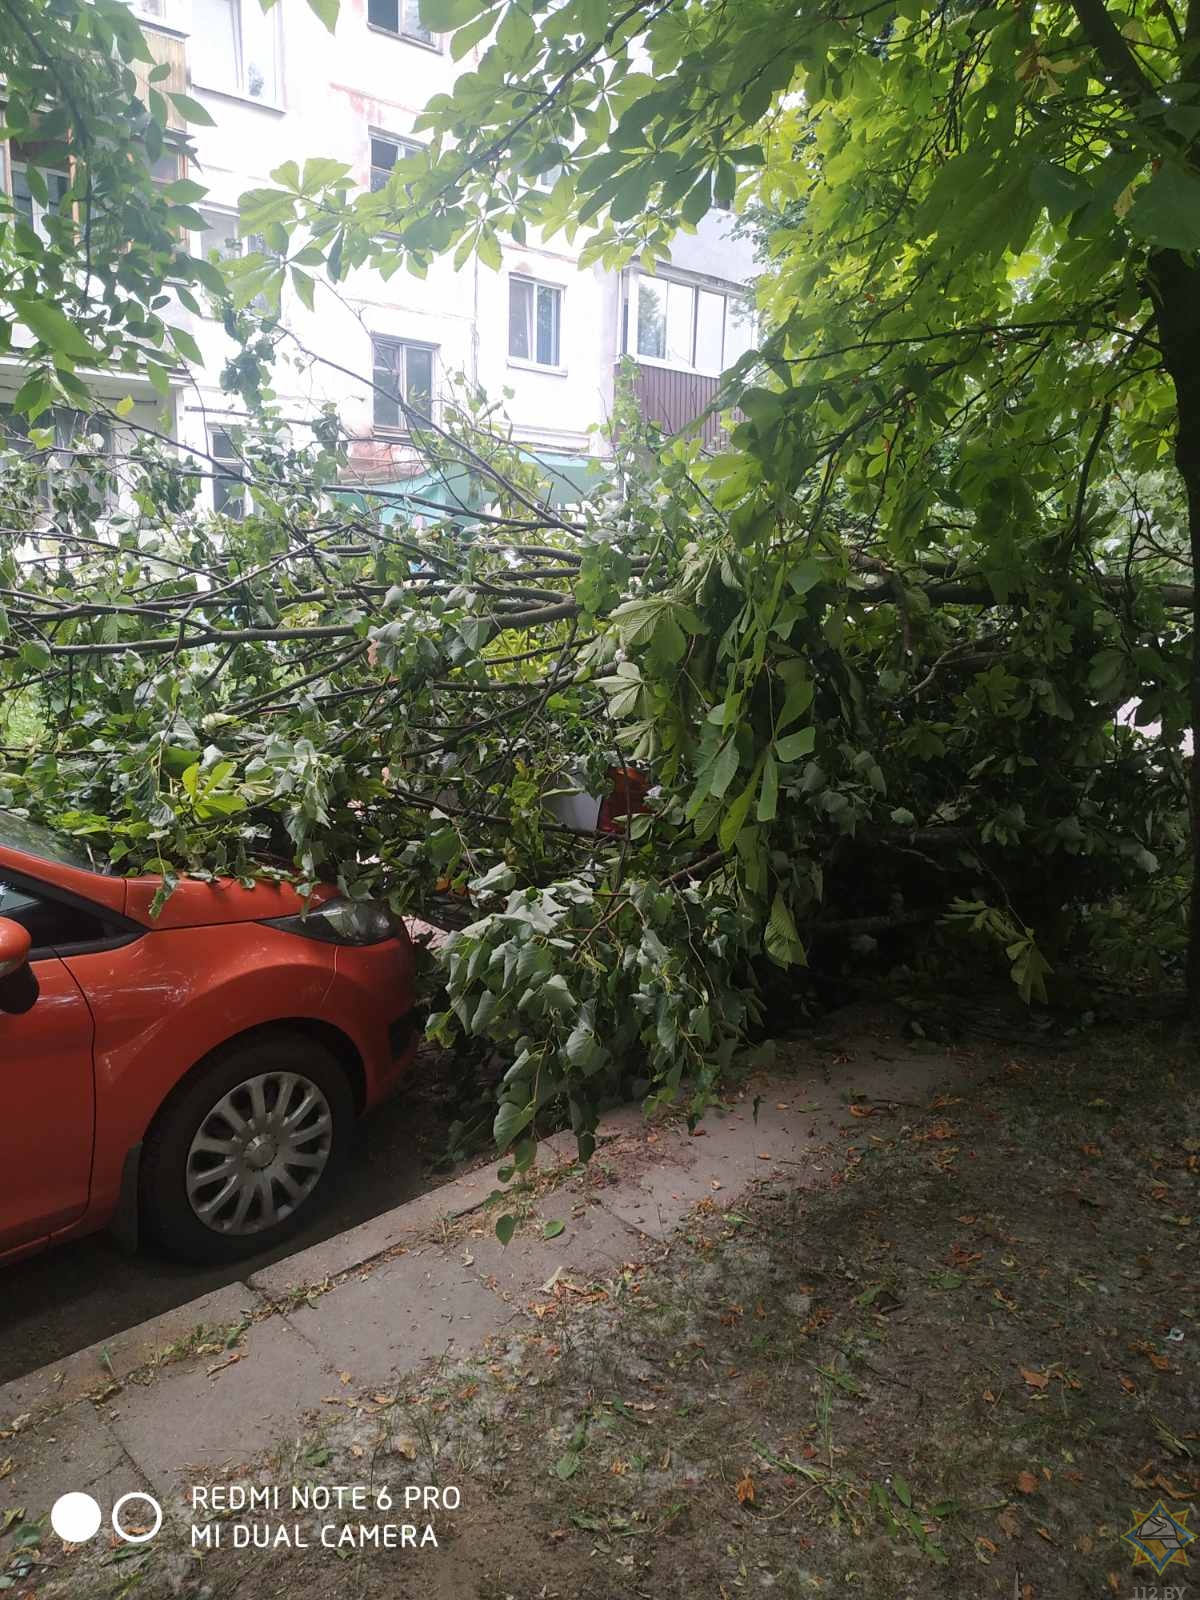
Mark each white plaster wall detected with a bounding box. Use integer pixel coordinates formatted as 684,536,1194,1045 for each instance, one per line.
157,0,747,479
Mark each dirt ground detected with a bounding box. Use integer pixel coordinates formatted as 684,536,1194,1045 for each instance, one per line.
8,1009,1198,1599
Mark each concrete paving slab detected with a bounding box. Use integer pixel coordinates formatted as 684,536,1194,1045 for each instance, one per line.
0,1398,153,1532
249,1166,497,1300
458,1200,649,1301
533,1130,579,1171
283,1246,513,1390
0,1282,266,1429
101,1312,337,1505
596,1157,718,1240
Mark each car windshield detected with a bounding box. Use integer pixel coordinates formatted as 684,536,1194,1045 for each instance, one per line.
0,810,108,873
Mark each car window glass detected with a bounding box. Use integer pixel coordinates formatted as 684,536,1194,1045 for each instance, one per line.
0,876,108,951
0,809,109,871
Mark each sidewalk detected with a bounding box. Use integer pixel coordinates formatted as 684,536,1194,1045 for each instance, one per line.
0,1009,970,1596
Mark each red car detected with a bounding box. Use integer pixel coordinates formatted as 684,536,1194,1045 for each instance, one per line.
0,811,418,1267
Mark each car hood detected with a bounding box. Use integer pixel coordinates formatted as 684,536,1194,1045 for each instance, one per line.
122,875,338,930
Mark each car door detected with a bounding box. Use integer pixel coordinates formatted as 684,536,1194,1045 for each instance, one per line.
0,875,97,1253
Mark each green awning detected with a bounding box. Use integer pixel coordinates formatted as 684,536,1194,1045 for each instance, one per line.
343,452,605,525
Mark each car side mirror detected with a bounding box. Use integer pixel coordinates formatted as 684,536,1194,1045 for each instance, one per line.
0,918,30,979
0,917,37,1015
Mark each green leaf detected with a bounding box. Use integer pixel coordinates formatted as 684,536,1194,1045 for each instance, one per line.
708,736,740,799
420,0,487,29
11,297,92,360
169,326,203,365
765,891,806,967
494,1097,535,1148
18,640,51,671
451,6,497,59
893,1474,913,1508
290,267,316,311
719,766,760,851
305,0,339,30
495,1213,516,1246
774,726,816,763
1125,165,1200,252
543,1218,566,1239
496,3,534,55
757,751,779,822
476,228,503,270
168,92,218,126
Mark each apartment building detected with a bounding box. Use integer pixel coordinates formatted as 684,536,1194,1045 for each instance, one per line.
7,0,757,506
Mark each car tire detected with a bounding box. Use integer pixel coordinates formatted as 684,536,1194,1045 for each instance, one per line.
140,1032,355,1265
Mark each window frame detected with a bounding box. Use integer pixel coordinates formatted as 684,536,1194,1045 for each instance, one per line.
624,270,756,378
9,152,71,244
209,426,247,519
371,335,438,436
0,867,142,962
366,0,441,49
507,274,564,372
189,0,283,106
369,130,423,195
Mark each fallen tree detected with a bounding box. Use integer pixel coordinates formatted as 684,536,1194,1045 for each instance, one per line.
0,0,1195,1167
0,380,1188,1151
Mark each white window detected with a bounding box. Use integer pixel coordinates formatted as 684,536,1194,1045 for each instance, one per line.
190,0,279,102
626,272,756,377
508,277,562,369
210,428,245,518
372,336,435,432
370,133,422,194
197,208,242,263
195,210,273,311
367,0,435,44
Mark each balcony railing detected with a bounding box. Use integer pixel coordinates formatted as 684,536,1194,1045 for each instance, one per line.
623,361,730,449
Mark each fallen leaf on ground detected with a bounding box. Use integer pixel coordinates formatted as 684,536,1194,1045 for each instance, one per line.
736,1471,755,1505
1017,1471,1039,1494
1020,1367,1050,1389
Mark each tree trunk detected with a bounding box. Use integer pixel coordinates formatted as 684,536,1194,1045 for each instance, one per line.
1151,248,1200,1030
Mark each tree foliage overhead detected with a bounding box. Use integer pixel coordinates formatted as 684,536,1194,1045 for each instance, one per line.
0,0,225,404
239,0,1198,1003
1,0,1198,1165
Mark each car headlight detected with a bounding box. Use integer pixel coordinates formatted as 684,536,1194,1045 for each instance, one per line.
264,898,397,947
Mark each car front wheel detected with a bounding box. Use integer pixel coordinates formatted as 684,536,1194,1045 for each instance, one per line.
140,1033,354,1264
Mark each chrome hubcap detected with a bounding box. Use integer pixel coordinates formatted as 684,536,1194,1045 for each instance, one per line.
185,1071,333,1236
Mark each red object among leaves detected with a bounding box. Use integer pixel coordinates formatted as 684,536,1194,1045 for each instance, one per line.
596,766,651,834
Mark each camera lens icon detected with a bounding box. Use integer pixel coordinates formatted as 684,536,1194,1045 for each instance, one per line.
50,1490,162,1545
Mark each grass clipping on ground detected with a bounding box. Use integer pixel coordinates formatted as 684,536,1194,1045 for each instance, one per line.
43,1023,1200,1599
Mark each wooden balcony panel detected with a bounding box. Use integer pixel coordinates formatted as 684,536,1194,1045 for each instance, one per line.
132,27,189,133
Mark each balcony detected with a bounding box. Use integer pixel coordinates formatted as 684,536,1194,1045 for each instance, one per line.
131,25,189,133
623,361,729,449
